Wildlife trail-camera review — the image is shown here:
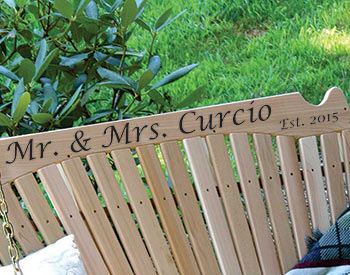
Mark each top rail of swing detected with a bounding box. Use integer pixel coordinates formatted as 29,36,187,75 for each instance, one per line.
0,87,349,184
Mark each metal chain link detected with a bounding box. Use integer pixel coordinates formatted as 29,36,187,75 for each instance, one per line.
0,183,22,275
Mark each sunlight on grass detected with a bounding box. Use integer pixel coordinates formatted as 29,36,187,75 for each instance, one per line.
304,27,350,53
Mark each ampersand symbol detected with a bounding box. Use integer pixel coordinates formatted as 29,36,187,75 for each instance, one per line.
71,130,91,153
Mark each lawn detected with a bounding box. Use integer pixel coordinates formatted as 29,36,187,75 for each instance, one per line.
130,0,350,108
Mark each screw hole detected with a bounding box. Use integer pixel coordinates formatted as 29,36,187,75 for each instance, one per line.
248,180,251,183
213,129,216,133
140,201,143,204
311,168,314,172
345,107,347,111
226,185,230,188
269,176,272,180
21,225,24,229
206,188,209,192
332,164,335,168
117,205,120,209
46,220,49,224
69,215,73,218
290,172,294,176
184,193,187,196
163,197,166,200
93,210,97,213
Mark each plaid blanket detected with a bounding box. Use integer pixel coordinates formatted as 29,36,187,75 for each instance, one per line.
287,208,350,274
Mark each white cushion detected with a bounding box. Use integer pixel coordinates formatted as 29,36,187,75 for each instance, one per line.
0,235,87,275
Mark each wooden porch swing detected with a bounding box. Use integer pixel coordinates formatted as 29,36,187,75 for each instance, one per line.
0,87,349,274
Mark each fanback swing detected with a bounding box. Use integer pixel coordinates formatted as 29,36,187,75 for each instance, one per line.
0,87,349,274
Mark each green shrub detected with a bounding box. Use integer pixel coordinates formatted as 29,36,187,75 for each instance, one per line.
0,0,203,136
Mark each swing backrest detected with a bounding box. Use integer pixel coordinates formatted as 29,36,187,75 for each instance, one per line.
0,87,349,275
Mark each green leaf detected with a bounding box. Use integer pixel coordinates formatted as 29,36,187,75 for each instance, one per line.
13,92,30,123
151,63,199,90
54,0,74,18
19,59,35,84
136,18,152,33
121,0,138,27
85,1,98,19
98,81,133,90
157,9,186,31
80,84,97,106
33,48,59,81
17,44,32,58
41,98,53,113
17,0,27,8
27,4,40,18
32,113,53,125
83,110,113,124
59,84,83,119
138,69,153,91
97,67,136,89
59,53,88,66
11,78,25,116
18,29,32,41
35,39,47,71
148,55,160,76
76,0,92,16
110,0,122,12
4,0,15,8
149,90,165,105
0,66,19,81
43,83,58,113
0,113,12,127
177,85,205,108
155,8,172,30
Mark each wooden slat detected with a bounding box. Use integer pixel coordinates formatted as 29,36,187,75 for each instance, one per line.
183,137,242,275
160,141,221,275
37,164,110,275
276,136,311,259
205,135,261,275
111,149,179,275
342,130,350,198
0,224,14,265
14,174,64,244
230,133,281,274
87,153,156,275
320,133,347,222
61,158,132,275
253,134,297,273
137,145,201,275
299,136,330,232
3,183,43,255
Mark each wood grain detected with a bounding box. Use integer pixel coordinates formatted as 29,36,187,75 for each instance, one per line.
14,174,64,244
61,158,133,275
3,183,43,255
230,133,281,274
253,134,297,273
87,153,156,275
137,145,201,275
206,134,261,275
299,136,330,232
320,133,347,223
160,141,221,275
342,130,350,198
38,165,110,275
1,87,349,183
111,149,179,275
276,136,311,259
183,137,242,275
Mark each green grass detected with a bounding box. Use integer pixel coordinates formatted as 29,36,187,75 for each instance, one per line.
130,0,350,108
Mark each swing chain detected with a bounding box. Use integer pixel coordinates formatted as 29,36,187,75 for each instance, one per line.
0,183,22,275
